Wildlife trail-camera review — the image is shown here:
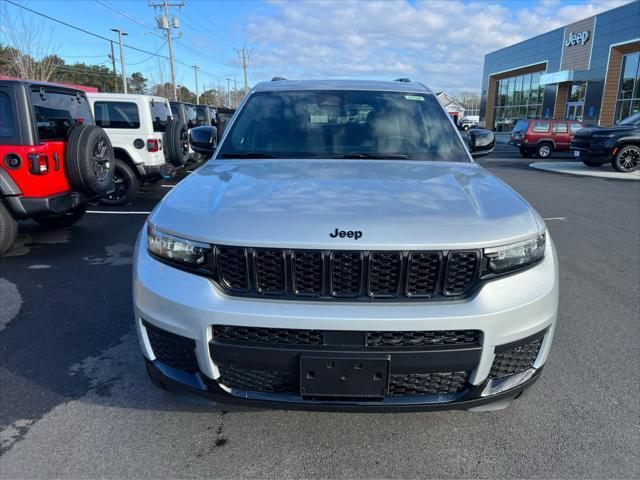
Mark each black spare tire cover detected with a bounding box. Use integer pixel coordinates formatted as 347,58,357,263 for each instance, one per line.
66,125,115,196
166,118,189,166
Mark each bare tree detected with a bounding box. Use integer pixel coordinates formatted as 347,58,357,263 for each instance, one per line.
1,5,60,81
455,91,481,116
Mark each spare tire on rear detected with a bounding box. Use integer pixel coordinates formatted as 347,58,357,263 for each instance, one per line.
166,118,189,166
66,125,115,196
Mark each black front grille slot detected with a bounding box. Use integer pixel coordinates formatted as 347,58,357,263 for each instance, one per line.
218,365,298,393
292,250,323,296
254,249,286,294
330,251,363,297
368,251,401,297
217,247,249,292
443,251,480,296
405,251,441,297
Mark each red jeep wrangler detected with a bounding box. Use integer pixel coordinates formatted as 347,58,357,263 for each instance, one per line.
0,79,115,255
510,119,584,158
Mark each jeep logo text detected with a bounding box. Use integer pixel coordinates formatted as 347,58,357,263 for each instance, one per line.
330,228,362,240
565,30,590,47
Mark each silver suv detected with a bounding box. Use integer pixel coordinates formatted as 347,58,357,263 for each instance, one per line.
133,79,558,411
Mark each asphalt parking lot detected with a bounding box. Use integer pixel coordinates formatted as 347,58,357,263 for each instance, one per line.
1,144,639,479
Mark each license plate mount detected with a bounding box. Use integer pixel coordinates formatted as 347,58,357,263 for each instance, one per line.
300,355,390,398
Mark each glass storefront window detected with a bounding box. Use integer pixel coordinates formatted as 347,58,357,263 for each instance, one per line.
615,53,640,123
569,83,586,102
493,71,545,131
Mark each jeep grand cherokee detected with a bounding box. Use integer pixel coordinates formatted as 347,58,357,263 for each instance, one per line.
133,79,558,411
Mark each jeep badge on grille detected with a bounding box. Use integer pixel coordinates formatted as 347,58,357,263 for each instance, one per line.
330,229,362,240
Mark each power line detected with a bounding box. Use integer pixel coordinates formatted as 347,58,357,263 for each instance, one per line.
95,0,163,38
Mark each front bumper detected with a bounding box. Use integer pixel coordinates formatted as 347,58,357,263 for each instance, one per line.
133,233,559,410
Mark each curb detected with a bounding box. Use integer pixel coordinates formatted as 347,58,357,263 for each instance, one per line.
529,162,640,180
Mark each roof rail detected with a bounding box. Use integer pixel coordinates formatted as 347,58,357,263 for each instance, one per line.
271,76,287,81
394,78,411,83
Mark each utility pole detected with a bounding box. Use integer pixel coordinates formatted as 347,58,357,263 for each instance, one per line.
193,65,200,105
109,40,118,93
238,47,250,92
149,0,184,101
233,77,237,108
226,78,231,107
111,29,128,94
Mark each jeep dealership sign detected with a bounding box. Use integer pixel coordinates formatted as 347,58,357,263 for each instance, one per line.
565,31,590,47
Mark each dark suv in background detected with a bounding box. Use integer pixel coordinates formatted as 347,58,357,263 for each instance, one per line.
571,112,640,172
510,119,583,158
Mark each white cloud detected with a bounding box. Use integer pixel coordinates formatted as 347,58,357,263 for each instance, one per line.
245,0,630,94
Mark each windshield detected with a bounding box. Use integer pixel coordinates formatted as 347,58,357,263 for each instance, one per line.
217,90,469,161
618,112,640,125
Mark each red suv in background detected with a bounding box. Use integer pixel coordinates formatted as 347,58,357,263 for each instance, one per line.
0,79,115,255
510,119,584,158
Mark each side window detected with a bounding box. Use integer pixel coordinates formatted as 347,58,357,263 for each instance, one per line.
30,89,94,141
569,122,583,134
532,121,550,133
186,105,197,129
552,122,568,133
0,91,15,139
94,102,140,129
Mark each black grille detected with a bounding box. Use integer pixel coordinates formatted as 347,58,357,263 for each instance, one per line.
213,325,324,347
388,371,470,396
331,251,363,297
292,251,323,296
212,246,480,301
213,325,480,349
368,252,401,297
218,365,298,393
489,338,542,378
216,365,471,397
366,330,481,348
406,252,441,297
443,251,479,296
217,247,249,292
254,249,286,294
144,322,199,374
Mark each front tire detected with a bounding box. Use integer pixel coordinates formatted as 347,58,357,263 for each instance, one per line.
0,201,18,256
34,204,86,229
536,143,553,159
100,159,139,205
612,145,640,173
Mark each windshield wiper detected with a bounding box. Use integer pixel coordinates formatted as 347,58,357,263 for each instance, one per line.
219,152,275,159
333,152,409,159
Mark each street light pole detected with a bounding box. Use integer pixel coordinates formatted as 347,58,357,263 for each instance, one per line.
194,65,200,105
111,28,128,94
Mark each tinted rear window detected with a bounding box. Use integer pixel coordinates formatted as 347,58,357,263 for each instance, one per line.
532,121,550,133
0,92,14,139
150,100,171,132
30,89,94,141
94,101,140,129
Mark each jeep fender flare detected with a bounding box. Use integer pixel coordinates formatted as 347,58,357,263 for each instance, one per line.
613,136,640,153
113,148,144,179
537,138,556,149
0,169,22,197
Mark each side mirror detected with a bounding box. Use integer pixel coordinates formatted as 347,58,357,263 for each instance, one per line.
467,128,495,158
190,126,217,158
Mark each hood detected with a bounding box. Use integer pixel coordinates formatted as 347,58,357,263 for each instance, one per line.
575,125,636,137
151,159,541,250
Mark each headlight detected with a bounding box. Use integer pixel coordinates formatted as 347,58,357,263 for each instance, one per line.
483,233,546,275
147,225,211,268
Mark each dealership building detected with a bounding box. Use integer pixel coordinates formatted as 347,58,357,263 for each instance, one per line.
479,1,640,131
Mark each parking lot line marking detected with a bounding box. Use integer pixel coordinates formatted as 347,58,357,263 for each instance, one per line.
543,217,568,221
161,185,175,188
87,210,151,215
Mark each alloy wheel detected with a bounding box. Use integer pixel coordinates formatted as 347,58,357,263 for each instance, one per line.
91,139,111,181
106,172,127,201
618,146,640,172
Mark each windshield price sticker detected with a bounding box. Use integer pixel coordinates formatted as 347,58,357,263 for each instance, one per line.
404,95,425,101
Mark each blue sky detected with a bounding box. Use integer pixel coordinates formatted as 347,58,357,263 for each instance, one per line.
1,0,633,94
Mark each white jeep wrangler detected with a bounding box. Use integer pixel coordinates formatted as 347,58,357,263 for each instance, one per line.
87,93,189,205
